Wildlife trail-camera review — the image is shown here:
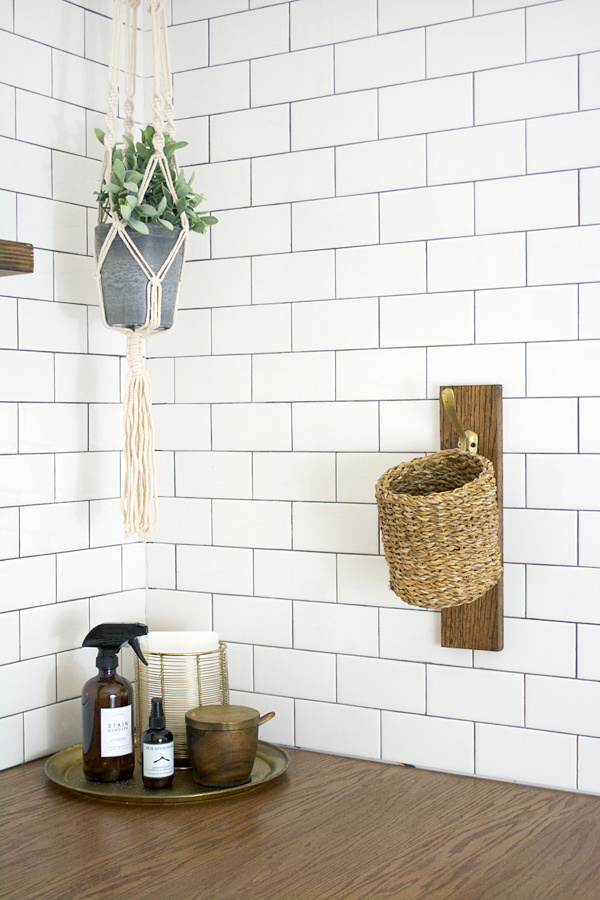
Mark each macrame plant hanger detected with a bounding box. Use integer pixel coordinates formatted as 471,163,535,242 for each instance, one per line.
95,0,188,538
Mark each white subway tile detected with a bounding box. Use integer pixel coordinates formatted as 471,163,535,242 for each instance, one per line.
475,618,575,676
337,553,401,608
213,499,291,549
427,343,525,398
177,547,252,596
88,403,123,452
428,665,524,726
381,292,474,348
382,183,474,243
504,509,577,565
18,196,86,255
144,310,211,358
213,304,290,355
379,400,439,453
166,20,208,72
382,710,474,773
580,51,600,111
16,0,84,53
292,91,377,151
251,46,333,107
21,501,89,556
54,252,97,306
380,606,477,667
178,257,251,309
147,542,175,590
380,75,472,139
296,698,380,758
0,31,51,95
337,452,410,504
211,205,290,258
0,714,24,771
503,398,578,453
0,249,53,302
527,111,600,173
379,0,472,31
476,285,578,344
175,357,250,403
253,451,335,501
224,643,253,692
527,341,600,398
254,549,337,603
0,555,56,613
255,646,335,700
579,737,600,794
476,171,578,235
0,612,20,665
578,625,600,681
253,352,335,402
17,91,86,156
580,513,600,567
173,0,246,22
504,453,526,508
528,226,600,286
338,655,426,714
177,451,252,499
526,0,600,60
336,29,425,93
0,298,17,350
52,150,98,210
290,0,376,50
527,454,600,511
581,168,600,226
156,451,175,498
475,57,578,126
212,403,291,451
55,451,119,502
88,591,145,635
192,160,249,212
51,49,106,112
230,689,293,745
0,656,56,718
0,0,13,28
211,5,288,64
24,697,81,761
336,136,426,196
294,195,379,252
252,251,334,304
336,348,426,401
19,299,88,354
0,190,16,241
0,83,14,138
428,121,525,185
253,149,334,206
21,598,88,660
293,297,378,351
429,233,525,293
173,116,209,167
55,354,120,403
57,545,121,602
580,399,600,452
174,62,248,118
0,507,19,561
292,501,379,554
151,497,211,545
0,404,17,453
214,594,292,647
0,350,54,402
527,674,600,737
0,135,52,198
428,10,524,78
57,647,96,702
293,401,378,452
146,590,212,631
336,243,426,299
476,0,557,10
211,104,289,162
504,563,526,617
527,561,600,624
19,403,88,455
476,724,576,790
89,498,137,548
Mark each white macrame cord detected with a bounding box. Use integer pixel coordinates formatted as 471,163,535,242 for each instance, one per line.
95,0,189,538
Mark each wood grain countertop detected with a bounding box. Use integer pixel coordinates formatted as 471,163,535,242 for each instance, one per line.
1,747,599,900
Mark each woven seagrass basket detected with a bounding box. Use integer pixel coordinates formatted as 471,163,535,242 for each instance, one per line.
375,448,502,609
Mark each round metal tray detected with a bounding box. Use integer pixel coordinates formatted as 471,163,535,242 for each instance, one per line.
44,741,289,804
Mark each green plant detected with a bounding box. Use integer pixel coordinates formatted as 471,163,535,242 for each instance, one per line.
95,124,217,236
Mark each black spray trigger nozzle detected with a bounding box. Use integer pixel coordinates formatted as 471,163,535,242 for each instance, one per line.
129,636,148,667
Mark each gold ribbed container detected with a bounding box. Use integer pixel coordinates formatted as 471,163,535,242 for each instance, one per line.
134,643,229,765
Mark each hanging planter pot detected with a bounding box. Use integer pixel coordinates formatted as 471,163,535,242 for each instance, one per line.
95,222,184,331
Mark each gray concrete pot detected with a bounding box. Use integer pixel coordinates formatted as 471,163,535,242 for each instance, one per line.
95,222,185,330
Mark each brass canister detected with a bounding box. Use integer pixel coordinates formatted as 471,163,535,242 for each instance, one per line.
185,704,275,787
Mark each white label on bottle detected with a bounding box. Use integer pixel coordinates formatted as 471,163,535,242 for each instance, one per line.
143,741,175,778
100,705,133,757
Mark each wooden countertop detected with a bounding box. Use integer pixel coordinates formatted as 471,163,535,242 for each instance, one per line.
2,748,599,900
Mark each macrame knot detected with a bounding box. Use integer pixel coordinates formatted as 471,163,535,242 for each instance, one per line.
147,0,165,12
126,331,145,375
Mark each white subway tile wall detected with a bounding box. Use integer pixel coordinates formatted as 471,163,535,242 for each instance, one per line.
1,0,598,799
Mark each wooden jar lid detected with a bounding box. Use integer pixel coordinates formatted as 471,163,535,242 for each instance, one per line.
186,704,261,731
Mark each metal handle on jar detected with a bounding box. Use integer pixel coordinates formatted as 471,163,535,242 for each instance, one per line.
258,711,275,726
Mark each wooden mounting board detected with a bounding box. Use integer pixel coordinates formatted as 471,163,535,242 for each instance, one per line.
439,385,503,651
0,239,34,276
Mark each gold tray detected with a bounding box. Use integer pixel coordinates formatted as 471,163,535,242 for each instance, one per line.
44,741,289,804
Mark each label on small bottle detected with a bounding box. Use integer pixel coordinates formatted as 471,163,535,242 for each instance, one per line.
143,741,175,778
100,705,133,757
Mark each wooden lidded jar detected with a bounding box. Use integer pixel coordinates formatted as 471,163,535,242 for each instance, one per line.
185,704,275,787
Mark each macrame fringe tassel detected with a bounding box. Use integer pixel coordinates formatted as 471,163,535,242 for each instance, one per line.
121,332,158,538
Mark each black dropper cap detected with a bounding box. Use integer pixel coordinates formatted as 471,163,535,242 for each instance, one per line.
148,697,166,729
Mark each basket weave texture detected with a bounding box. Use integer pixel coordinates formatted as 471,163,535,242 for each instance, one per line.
375,448,502,609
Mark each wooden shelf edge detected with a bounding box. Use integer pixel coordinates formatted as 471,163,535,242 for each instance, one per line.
0,239,34,276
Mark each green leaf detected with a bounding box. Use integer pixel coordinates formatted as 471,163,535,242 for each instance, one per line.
113,157,127,183
203,216,218,226
158,218,174,230
126,194,138,208
138,203,157,217
125,170,143,184
157,195,167,216
120,202,132,221
176,197,187,214
128,218,149,235
104,182,121,194
94,127,106,145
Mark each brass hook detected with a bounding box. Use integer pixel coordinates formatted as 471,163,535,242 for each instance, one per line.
441,388,478,454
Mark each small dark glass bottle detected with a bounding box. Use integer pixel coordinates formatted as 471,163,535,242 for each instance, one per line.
141,697,174,789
